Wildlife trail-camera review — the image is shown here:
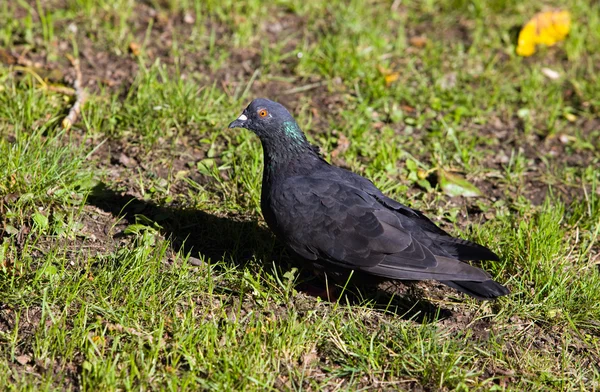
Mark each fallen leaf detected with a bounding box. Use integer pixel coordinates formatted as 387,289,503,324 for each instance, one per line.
129,42,141,56
400,104,415,113
15,354,31,365
0,48,16,65
409,36,428,48
117,153,136,168
378,65,400,86
437,170,482,197
516,10,571,57
384,73,400,86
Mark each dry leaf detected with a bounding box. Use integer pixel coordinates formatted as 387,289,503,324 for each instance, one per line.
400,104,415,113
15,354,31,365
384,73,400,86
0,48,16,65
409,36,428,48
129,42,141,56
517,10,571,57
378,65,400,87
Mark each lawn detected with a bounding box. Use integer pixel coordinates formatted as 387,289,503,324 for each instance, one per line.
1,0,599,390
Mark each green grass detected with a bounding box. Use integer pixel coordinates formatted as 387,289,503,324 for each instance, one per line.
1,0,600,390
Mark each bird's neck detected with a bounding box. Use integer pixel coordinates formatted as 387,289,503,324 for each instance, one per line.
259,122,327,221
260,127,327,199
261,141,320,176
260,120,321,175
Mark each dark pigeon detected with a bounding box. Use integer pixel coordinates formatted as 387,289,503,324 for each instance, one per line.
228,98,509,299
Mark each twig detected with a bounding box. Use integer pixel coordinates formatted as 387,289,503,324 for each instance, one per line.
47,85,75,96
282,81,325,95
9,49,42,68
62,54,86,130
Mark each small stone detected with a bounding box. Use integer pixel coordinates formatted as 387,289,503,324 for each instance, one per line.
183,12,194,24
541,67,560,80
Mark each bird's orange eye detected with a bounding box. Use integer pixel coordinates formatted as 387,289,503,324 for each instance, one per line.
258,109,268,117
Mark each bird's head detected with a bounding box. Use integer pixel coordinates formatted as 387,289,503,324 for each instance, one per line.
228,98,304,142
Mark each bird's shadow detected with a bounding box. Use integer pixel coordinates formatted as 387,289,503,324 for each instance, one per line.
86,183,451,323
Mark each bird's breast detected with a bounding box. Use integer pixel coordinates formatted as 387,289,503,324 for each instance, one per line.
260,179,279,227
261,178,295,239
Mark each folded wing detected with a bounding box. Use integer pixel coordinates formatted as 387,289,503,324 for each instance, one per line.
275,175,508,298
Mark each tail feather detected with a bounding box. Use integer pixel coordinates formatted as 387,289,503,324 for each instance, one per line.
426,233,500,261
440,279,509,300
361,254,510,300
368,255,492,282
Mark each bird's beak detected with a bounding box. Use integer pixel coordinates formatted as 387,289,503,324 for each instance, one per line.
228,113,248,129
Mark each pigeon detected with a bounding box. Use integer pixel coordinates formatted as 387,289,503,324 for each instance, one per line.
228,98,509,299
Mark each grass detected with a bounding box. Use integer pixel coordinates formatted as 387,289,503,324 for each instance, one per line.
1,0,599,390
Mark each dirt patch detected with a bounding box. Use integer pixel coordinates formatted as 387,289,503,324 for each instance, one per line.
0,305,81,389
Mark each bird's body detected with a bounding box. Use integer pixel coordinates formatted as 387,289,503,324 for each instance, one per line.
229,99,509,299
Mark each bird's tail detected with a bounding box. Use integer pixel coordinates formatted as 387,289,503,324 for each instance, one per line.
440,279,509,300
